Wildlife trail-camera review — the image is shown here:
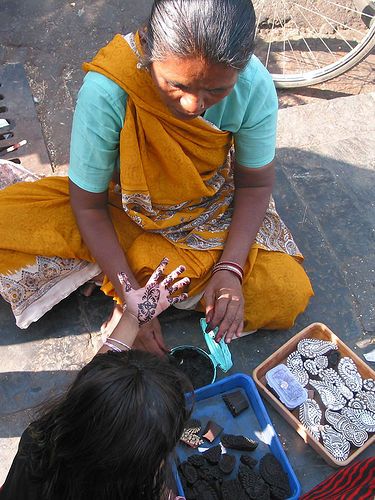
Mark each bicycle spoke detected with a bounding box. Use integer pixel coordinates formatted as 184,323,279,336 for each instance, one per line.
302,0,356,52
293,2,337,63
274,1,304,73
265,2,278,67
321,0,375,19
297,3,364,36
281,0,323,68
255,0,269,33
284,35,305,74
254,0,375,86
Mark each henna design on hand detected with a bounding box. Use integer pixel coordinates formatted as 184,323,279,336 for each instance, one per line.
137,284,161,325
163,276,173,288
161,265,185,287
168,293,188,305
118,272,133,293
151,257,169,282
168,277,190,295
148,257,169,287
118,258,190,325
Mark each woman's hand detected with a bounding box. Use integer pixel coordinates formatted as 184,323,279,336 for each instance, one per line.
118,257,190,323
202,162,274,343
134,318,167,355
203,270,244,343
103,258,189,357
69,180,139,301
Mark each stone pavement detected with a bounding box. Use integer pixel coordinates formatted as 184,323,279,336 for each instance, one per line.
1,0,375,493
1,90,374,492
1,0,374,172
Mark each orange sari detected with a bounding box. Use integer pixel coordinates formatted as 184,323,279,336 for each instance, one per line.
0,34,313,329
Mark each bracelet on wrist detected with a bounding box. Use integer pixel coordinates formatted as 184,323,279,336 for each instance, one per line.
213,260,244,274
212,264,244,284
108,337,132,351
104,338,132,352
104,340,123,352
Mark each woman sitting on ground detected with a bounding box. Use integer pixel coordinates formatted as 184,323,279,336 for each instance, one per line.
0,260,190,500
0,0,313,354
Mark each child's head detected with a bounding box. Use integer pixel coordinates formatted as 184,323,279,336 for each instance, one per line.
29,350,191,500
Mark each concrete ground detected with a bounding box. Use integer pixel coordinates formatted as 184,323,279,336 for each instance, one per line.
0,0,374,494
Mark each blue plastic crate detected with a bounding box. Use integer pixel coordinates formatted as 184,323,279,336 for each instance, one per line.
175,373,301,499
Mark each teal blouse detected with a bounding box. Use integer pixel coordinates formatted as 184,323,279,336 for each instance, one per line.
69,55,278,193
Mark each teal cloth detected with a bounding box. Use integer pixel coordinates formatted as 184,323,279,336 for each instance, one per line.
69,55,278,193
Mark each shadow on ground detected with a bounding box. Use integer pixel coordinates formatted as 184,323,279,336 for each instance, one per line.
0,141,374,489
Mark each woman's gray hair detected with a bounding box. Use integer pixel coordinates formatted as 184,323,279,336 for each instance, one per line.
141,0,256,70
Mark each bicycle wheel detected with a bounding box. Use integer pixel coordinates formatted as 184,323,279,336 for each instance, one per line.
253,0,375,88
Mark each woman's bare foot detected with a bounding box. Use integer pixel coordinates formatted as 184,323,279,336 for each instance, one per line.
101,303,123,336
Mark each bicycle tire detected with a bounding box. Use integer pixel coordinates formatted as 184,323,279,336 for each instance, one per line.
253,0,375,88
273,22,375,88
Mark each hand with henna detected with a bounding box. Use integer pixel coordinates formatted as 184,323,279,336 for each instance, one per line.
99,259,190,357
118,257,190,327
